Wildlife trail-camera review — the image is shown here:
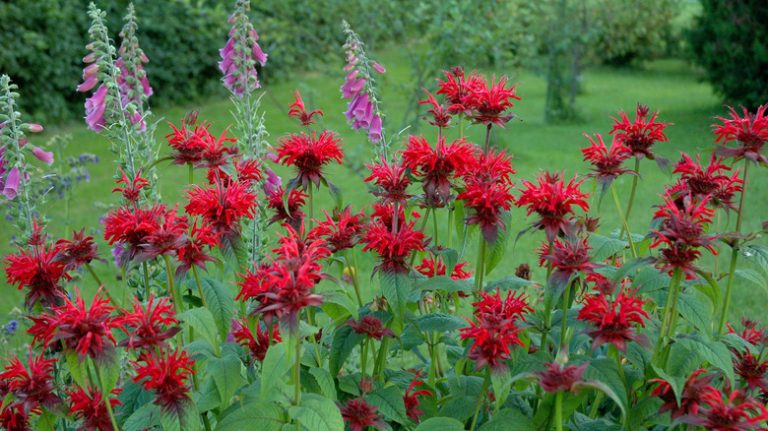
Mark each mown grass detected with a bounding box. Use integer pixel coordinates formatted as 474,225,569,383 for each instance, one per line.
2,46,766,330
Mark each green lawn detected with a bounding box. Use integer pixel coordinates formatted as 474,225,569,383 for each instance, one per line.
2,46,767,327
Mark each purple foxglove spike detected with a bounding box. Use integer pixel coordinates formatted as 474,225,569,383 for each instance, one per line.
85,84,108,132
31,147,54,165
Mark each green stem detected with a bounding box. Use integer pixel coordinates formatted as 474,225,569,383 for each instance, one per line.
93,363,119,431
188,162,194,184
192,265,208,308
559,281,571,352
373,337,389,380
619,158,641,240
308,184,315,229
718,159,749,334
610,183,637,258
361,339,369,378
347,250,363,307
475,238,486,292
432,206,439,246
447,203,454,249
469,370,491,431
554,391,564,431
655,268,682,359
293,333,302,421
163,255,182,316
142,261,150,293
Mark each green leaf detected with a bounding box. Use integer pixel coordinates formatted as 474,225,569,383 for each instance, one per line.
677,291,712,333
288,393,344,431
329,324,364,376
676,337,735,384
735,269,768,293
414,417,465,431
742,244,768,274
589,234,628,261
215,401,285,431
491,369,512,411
366,386,408,424
322,290,359,321
651,365,685,407
208,352,244,411
179,307,221,355
485,225,510,274
310,367,337,400
261,342,291,401
65,350,86,387
160,408,181,431
380,272,413,327
479,408,536,431
416,313,466,332
117,380,155,426
200,276,235,342
484,275,536,292
665,341,703,377
416,276,473,295
583,358,627,419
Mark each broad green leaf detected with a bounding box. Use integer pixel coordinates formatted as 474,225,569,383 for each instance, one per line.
438,396,476,422
123,403,161,431
215,401,285,431
677,291,712,333
160,408,181,431
589,234,628,261
484,275,536,292
65,350,86,387
491,369,512,411
288,393,344,431
208,352,244,411
677,337,735,384
366,386,408,424
665,341,703,377
485,229,509,274
380,272,412,327
322,291,358,321
414,417,465,431
416,313,466,332
117,380,155,426
200,276,235,342
416,276,473,295
479,408,536,431
179,308,221,355
583,358,627,419
329,324,364,376
735,269,768,293
261,342,290,401
310,367,337,400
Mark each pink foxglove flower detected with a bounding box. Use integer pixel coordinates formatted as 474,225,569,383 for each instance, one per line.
2,166,19,199
31,147,54,166
84,84,108,132
116,4,153,132
219,0,268,97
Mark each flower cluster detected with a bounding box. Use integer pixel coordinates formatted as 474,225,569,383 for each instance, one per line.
517,172,589,242
581,133,632,183
713,104,768,164
577,288,648,351
610,103,669,159
403,135,478,207
277,130,343,189
670,153,742,210
436,67,521,127
219,0,268,96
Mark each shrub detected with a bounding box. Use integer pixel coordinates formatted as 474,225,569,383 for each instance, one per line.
689,0,768,109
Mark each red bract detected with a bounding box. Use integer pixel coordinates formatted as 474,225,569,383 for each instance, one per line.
462,149,516,185
276,130,343,189
139,206,188,259
362,219,427,274
516,172,589,242
610,103,669,159
347,315,394,340
651,368,714,420
733,350,768,393
237,263,277,322
418,90,451,128
650,195,716,279
4,227,69,307
0,404,29,431
185,180,257,240
0,351,59,415
54,229,98,270
116,295,180,351
133,347,195,415
308,207,366,252
537,362,588,393
672,153,742,209
538,237,597,278
688,387,768,430
577,288,648,352
198,127,238,169
67,386,121,431
460,290,530,371
340,398,386,431
457,178,514,243
436,67,486,113
713,105,768,164
234,158,263,184
165,119,209,165
288,90,323,126
265,185,307,230
403,376,432,422
251,226,330,330
581,133,632,182
28,289,119,362
112,168,149,204
364,157,412,205
403,135,479,207
464,75,521,127
415,255,473,280
176,221,219,276
103,204,180,263
231,318,280,362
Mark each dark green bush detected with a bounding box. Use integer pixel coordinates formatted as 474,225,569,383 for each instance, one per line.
689,0,768,109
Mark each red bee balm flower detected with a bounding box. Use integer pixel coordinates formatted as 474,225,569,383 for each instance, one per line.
165,119,209,165
5,228,69,307
516,172,589,242
347,315,394,340
458,177,515,243
103,204,184,263
340,398,386,431
364,157,412,205
418,90,451,128
581,133,632,183
610,103,669,159
277,130,343,189
28,289,120,363
133,348,195,415
308,207,366,252
650,195,716,279
464,75,521,127
112,168,149,204
67,386,122,431
436,67,486,114
651,368,714,420
116,294,181,351
403,377,432,423
537,362,588,393
185,180,257,240
176,221,219,276
690,387,768,430
265,185,307,230
713,105,768,164
415,255,473,280
403,135,479,207
363,219,427,274
288,90,323,126
538,237,598,278
54,229,98,270
577,288,648,352
0,351,59,415
460,290,531,371
672,153,742,209
231,318,280,362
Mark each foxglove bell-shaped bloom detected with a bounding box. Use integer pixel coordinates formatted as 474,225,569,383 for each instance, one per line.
219,1,268,96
